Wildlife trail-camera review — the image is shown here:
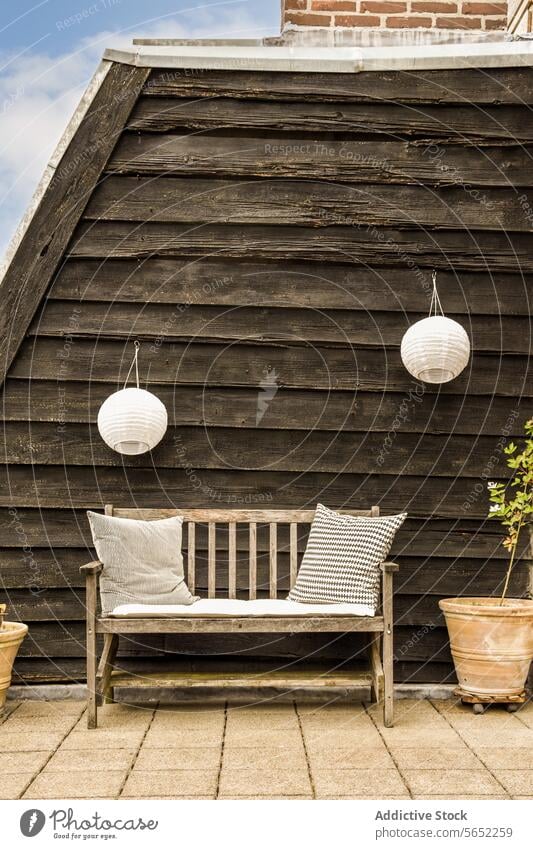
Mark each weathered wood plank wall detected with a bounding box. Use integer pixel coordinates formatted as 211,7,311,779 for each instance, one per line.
1,65,532,685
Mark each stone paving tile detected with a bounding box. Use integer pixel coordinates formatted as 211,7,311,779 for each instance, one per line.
313,768,408,798
458,729,533,749
392,747,480,770
46,748,136,772
475,748,533,770
122,769,218,798
0,773,34,799
225,714,299,733
299,713,375,731
0,702,20,722
223,727,304,749
430,698,468,716
436,712,525,731
308,747,396,770
150,711,225,731
61,730,146,750
1,716,77,733
319,794,412,800
414,795,509,800
0,751,51,773
125,795,216,800
76,707,153,731
433,699,526,726
24,770,128,799
14,700,84,718
218,794,313,800
136,747,221,770
222,746,307,771
514,701,533,728
367,700,445,725
402,769,505,797
379,728,467,749
302,725,384,750
219,767,312,797
492,770,533,796
227,701,297,714
0,731,65,751
143,726,223,748
297,703,370,720
226,708,298,727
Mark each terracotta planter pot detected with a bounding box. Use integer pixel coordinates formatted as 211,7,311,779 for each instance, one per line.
439,597,533,697
0,621,28,709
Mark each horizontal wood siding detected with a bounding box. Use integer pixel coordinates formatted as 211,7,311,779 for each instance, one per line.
3,66,532,685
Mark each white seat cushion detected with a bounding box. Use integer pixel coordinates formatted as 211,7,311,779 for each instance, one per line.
110,598,375,618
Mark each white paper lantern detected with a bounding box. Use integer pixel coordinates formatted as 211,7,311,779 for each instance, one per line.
401,315,471,383
97,343,167,455
400,272,470,384
98,387,168,455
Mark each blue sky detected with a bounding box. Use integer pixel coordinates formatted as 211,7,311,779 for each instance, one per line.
0,0,279,260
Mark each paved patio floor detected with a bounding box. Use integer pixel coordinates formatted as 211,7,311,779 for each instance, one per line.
1,697,532,800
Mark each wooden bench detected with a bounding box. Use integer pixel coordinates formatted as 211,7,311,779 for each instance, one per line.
81,506,399,728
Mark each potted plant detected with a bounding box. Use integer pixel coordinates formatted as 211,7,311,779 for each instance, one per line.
439,418,533,710
0,604,28,710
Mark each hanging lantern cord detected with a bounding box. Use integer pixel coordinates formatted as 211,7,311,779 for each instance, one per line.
123,340,141,390
429,270,444,317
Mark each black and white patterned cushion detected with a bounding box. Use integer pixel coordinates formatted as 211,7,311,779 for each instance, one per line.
288,504,407,614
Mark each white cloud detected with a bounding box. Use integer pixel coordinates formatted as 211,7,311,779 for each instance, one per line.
0,8,275,261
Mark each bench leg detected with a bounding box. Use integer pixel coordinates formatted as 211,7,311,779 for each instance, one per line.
368,636,384,704
86,573,98,729
383,630,394,727
97,634,119,705
382,570,394,728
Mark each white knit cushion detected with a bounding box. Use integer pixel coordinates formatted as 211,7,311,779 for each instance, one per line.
110,599,373,617
87,511,199,616
288,504,406,613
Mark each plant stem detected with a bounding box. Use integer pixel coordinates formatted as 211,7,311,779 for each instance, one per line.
500,513,524,604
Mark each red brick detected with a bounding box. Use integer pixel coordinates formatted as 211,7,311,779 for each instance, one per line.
284,0,308,10
483,14,507,26
361,0,407,11
386,14,433,24
436,13,482,24
411,1,457,11
334,12,381,23
311,0,356,9
462,1,507,12
284,11,332,24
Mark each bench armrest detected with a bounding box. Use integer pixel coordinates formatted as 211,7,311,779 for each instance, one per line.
80,560,103,576
381,561,399,573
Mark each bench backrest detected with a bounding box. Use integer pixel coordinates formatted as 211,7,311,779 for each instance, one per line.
106,505,380,600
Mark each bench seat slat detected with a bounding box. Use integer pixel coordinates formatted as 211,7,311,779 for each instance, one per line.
97,616,385,634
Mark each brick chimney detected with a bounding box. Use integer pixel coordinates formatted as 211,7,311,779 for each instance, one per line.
281,0,508,35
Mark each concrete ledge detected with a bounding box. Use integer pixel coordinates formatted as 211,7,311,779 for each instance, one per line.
104,40,533,74
7,683,457,702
